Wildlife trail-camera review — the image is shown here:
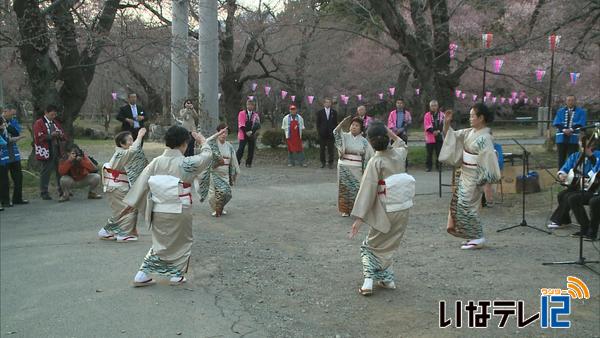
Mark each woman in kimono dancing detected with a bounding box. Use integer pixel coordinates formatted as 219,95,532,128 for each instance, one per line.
334,116,374,217
98,127,147,242
349,122,410,296
122,126,225,286
197,123,241,217
440,103,501,250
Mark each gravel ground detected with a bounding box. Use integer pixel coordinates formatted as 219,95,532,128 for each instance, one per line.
2,147,599,337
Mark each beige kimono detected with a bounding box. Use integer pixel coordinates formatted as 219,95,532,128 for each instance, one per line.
197,140,241,215
124,144,212,277
351,139,409,282
334,124,374,214
102,137,144,237
439,127,501,239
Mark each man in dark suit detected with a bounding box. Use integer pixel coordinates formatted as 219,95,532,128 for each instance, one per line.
315,98,338,169
117,93,148,140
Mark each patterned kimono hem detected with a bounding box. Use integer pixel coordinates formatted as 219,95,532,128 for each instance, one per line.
139,248,187,278
360,240,394,282
338,165,361,214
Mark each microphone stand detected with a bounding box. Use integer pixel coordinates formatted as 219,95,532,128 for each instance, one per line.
542,129,599,275
497,138,551,234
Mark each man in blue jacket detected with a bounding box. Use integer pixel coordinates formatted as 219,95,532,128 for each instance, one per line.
547,136,599,229
568,152,600,241
553,95,586,168
0,105,28,208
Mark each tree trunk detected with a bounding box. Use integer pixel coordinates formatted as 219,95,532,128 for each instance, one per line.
13,0,120,136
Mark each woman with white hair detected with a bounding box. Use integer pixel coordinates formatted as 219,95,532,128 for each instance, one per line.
423,100,445,172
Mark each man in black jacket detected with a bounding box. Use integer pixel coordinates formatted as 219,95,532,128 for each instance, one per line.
315,98,337,169
117,93,148,140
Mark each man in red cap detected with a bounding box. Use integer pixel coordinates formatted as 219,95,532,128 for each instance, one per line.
281,105,306,167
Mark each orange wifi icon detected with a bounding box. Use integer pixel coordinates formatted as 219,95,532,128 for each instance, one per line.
566,276,590,300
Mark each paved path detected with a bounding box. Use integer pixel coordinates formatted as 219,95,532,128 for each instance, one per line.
0,198,266,337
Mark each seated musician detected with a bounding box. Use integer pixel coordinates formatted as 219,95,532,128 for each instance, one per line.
568,136,600,241
547,136,600,230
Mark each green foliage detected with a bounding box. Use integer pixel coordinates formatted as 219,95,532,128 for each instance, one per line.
261,129,285,148
302,129,319,148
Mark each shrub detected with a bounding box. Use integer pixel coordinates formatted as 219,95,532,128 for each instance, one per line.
302,129,319,149
261,129,285,148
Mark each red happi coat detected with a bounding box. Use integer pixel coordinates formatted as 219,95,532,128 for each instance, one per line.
33,117,66,161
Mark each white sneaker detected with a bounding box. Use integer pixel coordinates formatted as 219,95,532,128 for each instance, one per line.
547,222,562,229
341,213,350,217
98,228,115,240
116,235,138,242
222,210,227,215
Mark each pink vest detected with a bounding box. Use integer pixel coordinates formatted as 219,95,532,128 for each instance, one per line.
387,109,412,131
423,111,445,144
237,110,260,140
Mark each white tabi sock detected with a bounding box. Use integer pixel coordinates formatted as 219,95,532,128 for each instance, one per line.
362,278,373,290
134,271,150,282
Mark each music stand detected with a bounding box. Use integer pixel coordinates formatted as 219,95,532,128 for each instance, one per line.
543,125,600,275
497,139,551,234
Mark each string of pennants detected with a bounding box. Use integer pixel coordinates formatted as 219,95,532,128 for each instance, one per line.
214,33,580,107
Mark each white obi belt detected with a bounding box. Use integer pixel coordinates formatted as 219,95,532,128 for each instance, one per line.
148,175,193,214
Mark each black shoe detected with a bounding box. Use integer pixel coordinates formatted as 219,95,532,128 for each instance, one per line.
0,207,3,211
426,168,432,172
584,234,598,241
321,163,326,168
1,202,12,208
13,199,29,205
571,231,587,237
41,194,52,200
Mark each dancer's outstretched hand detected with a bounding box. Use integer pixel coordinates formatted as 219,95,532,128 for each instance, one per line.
349,218,363,239
444,110,453,124
191,131,206,144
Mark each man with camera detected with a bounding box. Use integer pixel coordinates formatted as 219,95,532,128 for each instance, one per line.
34,104,68,200
58,144,102,202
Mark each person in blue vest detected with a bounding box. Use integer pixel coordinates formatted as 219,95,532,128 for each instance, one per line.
0,129,5,212
553,95,586,168
547,136,599,229
0,106,28,208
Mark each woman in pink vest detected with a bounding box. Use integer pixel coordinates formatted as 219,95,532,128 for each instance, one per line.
236,100,261,168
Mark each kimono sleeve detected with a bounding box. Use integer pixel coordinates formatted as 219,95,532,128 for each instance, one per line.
230,143,241,177
474,134,501,185
439,127,469,167
391,138,408,162
351,159,392,233
363,139,374,163
124,159,153,209
120,136,143,163
333,125,345,155
180,143,213,182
